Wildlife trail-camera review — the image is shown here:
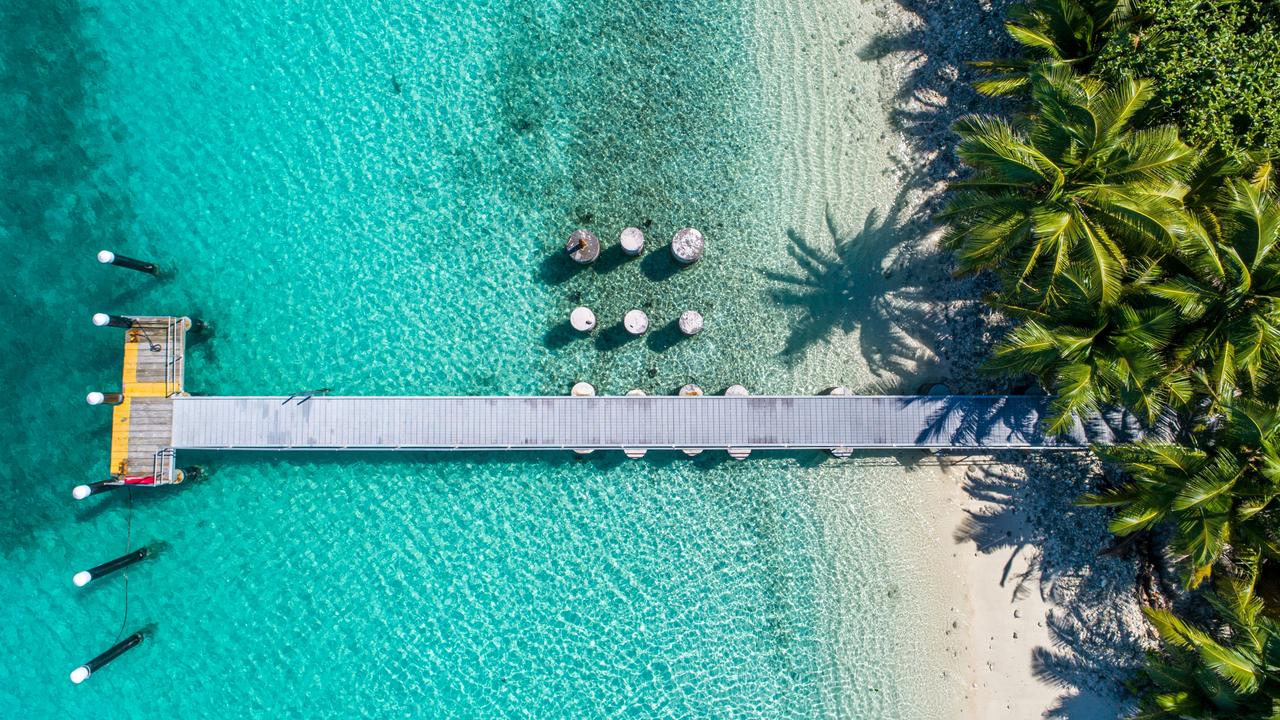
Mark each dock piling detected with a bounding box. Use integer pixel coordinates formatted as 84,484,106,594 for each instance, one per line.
97,250,157,275
670,228,704,264
73,548,149,587
70,632,144,684
570,307,597,332
620,227,645,256
92,313,135,329
86,391,124,406
565,230,600,264
678,311,703,336
72,479,123,500
623,309,649,335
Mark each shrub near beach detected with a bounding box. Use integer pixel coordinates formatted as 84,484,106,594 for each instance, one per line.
1095,0,1280,156
943,0,1280,716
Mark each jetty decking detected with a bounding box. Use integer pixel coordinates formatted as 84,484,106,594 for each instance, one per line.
108,317,188,482
96,316,1120,486
167,394,1099,452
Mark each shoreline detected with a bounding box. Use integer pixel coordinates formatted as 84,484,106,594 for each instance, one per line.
749,0,1156,716
944,452,1151,717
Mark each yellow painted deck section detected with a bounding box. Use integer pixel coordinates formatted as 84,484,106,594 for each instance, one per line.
107,319,187,476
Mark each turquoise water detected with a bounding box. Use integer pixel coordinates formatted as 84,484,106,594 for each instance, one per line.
1,0,942,716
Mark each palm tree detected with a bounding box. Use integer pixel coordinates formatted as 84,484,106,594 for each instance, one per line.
1082,401,1280,587
1132,567,1280,718
940,65,1194,310
972,0,1134,96
986,268,1190,432
1153,177,1280,404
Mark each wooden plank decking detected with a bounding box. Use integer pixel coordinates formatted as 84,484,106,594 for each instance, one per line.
97,317,1129,486
168,395,1109,451
108,317,187,481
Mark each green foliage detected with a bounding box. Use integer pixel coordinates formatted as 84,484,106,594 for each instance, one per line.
1132,568,1280,718
1084,401,1280,587
1094,0,1280,156
1163,175,1280,404
973,0,1133,95
941,65,1194,309
987,274,1191,432
947,0,1280,714
941,64,1203,429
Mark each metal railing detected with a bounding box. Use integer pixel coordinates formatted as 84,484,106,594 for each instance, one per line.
163,317,183,397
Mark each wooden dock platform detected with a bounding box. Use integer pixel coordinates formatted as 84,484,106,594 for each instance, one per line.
107,317,189,483
168,395,1109,452
94,316,1131,486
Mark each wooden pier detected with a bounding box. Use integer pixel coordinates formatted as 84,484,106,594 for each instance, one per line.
94,316,1124,486
168,394,1103,452
106,317,189,483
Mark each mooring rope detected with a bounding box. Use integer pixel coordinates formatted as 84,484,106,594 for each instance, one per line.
113,488,134,643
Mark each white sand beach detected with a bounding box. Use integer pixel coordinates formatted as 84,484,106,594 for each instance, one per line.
750,0,1154,716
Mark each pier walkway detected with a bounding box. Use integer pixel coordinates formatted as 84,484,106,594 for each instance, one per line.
96,317,1125,486
170,395,1102,453
105,317,187,483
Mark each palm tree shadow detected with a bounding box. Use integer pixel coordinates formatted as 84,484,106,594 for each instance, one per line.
764,186,940,388
860,0,1019,202
954,454,1150,719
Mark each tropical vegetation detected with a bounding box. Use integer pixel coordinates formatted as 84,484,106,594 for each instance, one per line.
1137,567,1280,718
1095,0,1280,156
944,0,1280,715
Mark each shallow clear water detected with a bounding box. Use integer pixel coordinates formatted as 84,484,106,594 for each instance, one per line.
1,0,946,716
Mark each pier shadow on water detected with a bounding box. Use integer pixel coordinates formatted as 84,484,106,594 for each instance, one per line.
174,447,840,478
538,252,584,285
593,322,643,352
640,247,683,282
645,318,685,353
591,244,633,275
543,320,581,350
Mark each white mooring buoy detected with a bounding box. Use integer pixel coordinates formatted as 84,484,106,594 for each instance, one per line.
623,309,649,335
96,250,158,275
70,632,143,684
73,548,149,587
86,391,124,406
678,311,703,336
72,479,123,500
620,227,645,256
92,313,134,329
570,307,597,332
